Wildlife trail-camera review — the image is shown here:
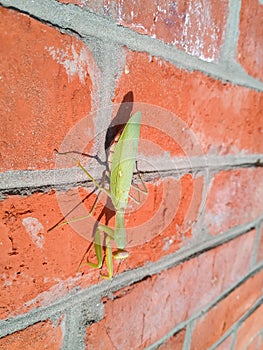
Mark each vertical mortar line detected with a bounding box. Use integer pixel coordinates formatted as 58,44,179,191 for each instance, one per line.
249,221,262,269
84,38,125,163
61,304,85,350
220,0,242,65
193,166,214,244
182,319,196,350
192,165,211,242
229,327,238,350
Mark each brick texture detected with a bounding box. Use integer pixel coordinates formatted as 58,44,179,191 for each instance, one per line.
246,333,263,350
0,191,89,318
0,8,95,172
238,0,263,81
190,269,263,349
157,329,186,350
0,320,63,350
115,51,263,156
234,303,263,349
85,231,255,349
59,0,228,62
205,168,263,235
257,225,263,264
0,1,262,348
0,173,203,318
213,336,233,350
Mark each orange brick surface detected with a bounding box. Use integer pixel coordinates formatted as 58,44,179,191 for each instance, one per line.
214,336,233,350
0,173,203,318
234,304,263,349
115,51,263,156
157,329,186,350
0,191,90,319
190,269,263,349
0,7,95,172
257,225,263,264
0,1,262,348
238,0,263,81
205,168,263,235
246,333,263,350
85,231,255,349
59,0,228,62
0,320,63,350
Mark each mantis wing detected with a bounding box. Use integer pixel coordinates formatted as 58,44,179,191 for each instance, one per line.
110,111,142,211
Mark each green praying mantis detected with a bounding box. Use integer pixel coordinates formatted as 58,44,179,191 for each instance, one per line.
53,111,146,278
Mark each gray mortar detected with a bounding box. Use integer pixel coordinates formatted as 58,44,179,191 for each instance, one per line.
220,0,241,64
0,154,262,197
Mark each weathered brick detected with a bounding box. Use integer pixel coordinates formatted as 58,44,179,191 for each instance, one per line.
115,51,263,156
190,269,263,349
213,336,233,350
157,329,186,350
85,231,255,349
237,0,263,81
234,303,263,349
59,0,228,62
59,0,83,5
0,191,91,319
246,333,262,350
0,319,63,350
0,8,96,171
0,173,203,318
204,168,263,235
257,224,263,264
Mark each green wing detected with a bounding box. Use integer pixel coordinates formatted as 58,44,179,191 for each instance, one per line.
110,111,142,210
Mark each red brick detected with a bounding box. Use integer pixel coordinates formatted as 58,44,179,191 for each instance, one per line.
237,0,263,81
157,329,186,350
0,319,63,350
214,336,233,350
0,191,93,319
204,169,263,235
59,0,228,62
59,0,84,6
85,231,255,349
234,304,263,349
0,8,96,171
115,51,263,156
257,225,263,264
0,172,203,318
190,269,263,349
246,333,262,350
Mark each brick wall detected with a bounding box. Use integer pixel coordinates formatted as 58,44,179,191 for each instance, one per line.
0,1,262,349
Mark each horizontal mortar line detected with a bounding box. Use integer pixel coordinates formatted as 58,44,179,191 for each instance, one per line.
0,154,262,194
1,0,263,91
0,216,262,338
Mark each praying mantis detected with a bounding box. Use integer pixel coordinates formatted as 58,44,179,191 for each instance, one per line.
53,111,145,278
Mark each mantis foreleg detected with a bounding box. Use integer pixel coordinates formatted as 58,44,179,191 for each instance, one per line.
87,221,129,279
